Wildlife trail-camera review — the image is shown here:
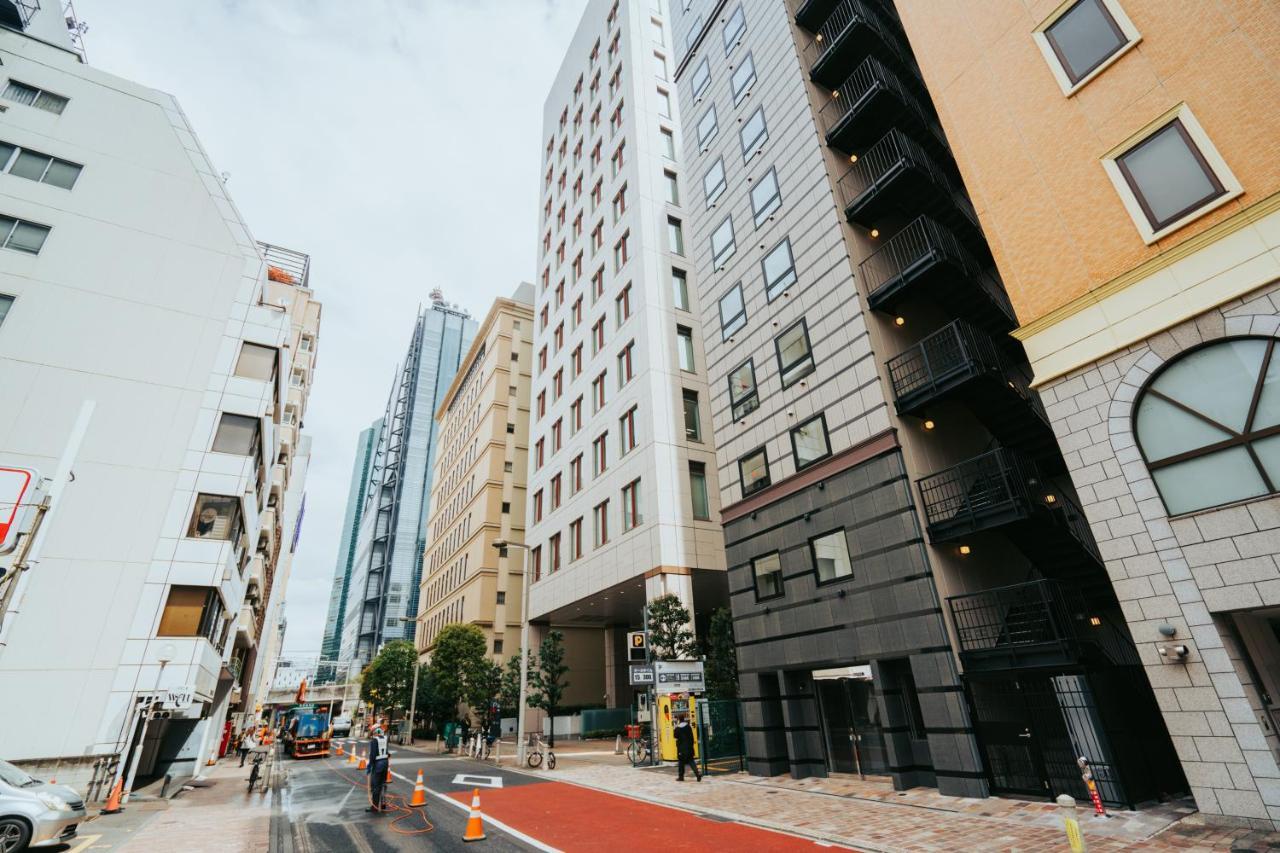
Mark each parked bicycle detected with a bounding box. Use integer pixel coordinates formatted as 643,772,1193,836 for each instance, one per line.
526,734,555,770
626,736,652,766
246,750,266,793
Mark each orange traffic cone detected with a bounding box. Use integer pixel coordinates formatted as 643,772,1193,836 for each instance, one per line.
385,763,393,784
101,779,124,815
463,788,486,842
206,748,218,767
410,769,427,807
357,749,367,771
335,741,344,756
347,744,357,764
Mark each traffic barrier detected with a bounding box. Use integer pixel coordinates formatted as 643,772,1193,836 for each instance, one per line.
101,779,124,815
206,748,218,767
614,734,622,755
410,769,427,807
463,788,486,842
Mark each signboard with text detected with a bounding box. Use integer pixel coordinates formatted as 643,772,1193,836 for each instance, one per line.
629,664,655,686
654,660,705,695
162,686,196,710
627,631,646,662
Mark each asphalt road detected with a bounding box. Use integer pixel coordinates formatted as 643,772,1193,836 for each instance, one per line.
279,748,544,852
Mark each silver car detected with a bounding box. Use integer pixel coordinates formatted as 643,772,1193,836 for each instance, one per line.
0,759,86,852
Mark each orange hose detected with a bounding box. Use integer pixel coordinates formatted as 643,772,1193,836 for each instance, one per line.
323,756,435,836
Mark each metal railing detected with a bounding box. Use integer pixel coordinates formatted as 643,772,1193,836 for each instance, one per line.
859,215,1014,319
813,0,903,64
949,579,1076,655
887,319,1003,402
258,241,311,290
817,56,942,147
836,128,975,224
0,0,39,30
918,447,1036,531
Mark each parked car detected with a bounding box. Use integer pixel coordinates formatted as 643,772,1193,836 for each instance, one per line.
330,715,352,738
0,759,87,852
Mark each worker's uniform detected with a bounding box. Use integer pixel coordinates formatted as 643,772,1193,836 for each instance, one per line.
367,734,390,811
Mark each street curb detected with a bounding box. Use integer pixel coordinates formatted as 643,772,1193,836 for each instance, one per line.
268,771,293,853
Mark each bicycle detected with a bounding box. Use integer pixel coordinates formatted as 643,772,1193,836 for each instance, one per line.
526,734,556,770
246,751,265,793
626,737,652,766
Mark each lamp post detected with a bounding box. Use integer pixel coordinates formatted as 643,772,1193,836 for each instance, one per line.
492,538,530,767
122,642,174,804
399,616,421,744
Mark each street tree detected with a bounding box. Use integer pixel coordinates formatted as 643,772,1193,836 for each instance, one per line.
704,607,739,700
498,650,526,715
359,639,417,716
646,593,696,660
528,630,570,747
428,623,488,715
467,657,504,730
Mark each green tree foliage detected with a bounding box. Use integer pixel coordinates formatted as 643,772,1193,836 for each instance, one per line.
704,607,739,700
528,630,570,747
646,593,696,661
498,650,526,715
428,623,488,713
359,639,418,712
467,657,504,729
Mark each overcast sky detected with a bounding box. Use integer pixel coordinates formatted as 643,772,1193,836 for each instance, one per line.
76,0,585,658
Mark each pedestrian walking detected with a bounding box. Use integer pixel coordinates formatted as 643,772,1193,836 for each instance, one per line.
673,713,701,782
366,724,390,812
239,729,258,767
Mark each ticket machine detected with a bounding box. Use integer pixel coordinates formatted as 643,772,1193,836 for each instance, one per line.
656,693,699,761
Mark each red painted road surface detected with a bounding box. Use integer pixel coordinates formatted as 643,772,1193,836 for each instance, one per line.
449,780,846,852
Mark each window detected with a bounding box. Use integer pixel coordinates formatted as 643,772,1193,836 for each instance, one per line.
697,107,719,148
1039,0,1137,88
571,345,583,378
677,325,695,371
497,590,507,604
0,294,12,330
537,390,547,419
549,532,561,573
728,359,760,421
535,438,545,468
157,586,224,643
811,529,853,584
533,490,544,522
691,58,711,99
652,19,665,45
740,108,768,158
612,141,626,176
571,396,583,432
731,53,756,104
612,183,628,222
689,462,710,520
570,518,583,561
711,217,736,269
0,215,50,254
594,500,610,547
703,158,726,207
750,167,781,226
660,127,676,160
614,231,630,271
592,221,604,252
494,639,505,654
615,282,632,325
570,454,583,494
667,217,684,255
739,447,770,495
664,170,680,204
753,553,783,600
572,296,583,327
234,342,278,381
791,414,831,469
501,503,510,515
593,433,608,476
1110,114,1233,239
2,80,68,115
622,478,642,531
212,413,260,455
532,546,542,582
672,268,690,311
552,417,563,452
762,237,797,300
682,390,701,441
617,341,635,386
719,283,747,339
551,474,562,510
723,5,746,52
0,142,82,189
591,178,603,209
1134,337,1280,515
187,493,244,542
619,405,638,454
592,268,605,303
775,318,815,386
653,51,668,82
593,371,607,411
685,15,703,51
592,317,606,354
657,88,671,118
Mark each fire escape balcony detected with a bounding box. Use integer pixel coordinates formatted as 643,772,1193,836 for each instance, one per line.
0,0,38,31
817,56,945,156
836,128,976,233
886,320,1055,456
795,0,842,32
807,0,910,89
917,448,1103,580
948,580,1140,673
859,215,1015,332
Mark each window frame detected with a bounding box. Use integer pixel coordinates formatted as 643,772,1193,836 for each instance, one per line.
682,389,702,442
750,166,782,227
703,157,727,208
719,282,747,340
738,445,771,496
761,236,797,301
731,52,756,105
0,141,82,189
774,317,815,387
739,107,768,160
728,358,760,422
697,106,719,149
691,57,711,100
1033,0,1141,95
688,461,711,521
809,528,855,586
790,412,832,471
711,215,736,270
723,4,746,53
751,551,784,602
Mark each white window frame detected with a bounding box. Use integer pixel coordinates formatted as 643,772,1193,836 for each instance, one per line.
1032,0,1141,96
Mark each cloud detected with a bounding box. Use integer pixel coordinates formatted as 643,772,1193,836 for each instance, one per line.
75,0,585,656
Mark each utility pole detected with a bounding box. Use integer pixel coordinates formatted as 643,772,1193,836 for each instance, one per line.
492,539,530,767
399,616,421,744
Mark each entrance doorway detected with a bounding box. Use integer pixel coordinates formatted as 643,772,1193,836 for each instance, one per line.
815,671,888,776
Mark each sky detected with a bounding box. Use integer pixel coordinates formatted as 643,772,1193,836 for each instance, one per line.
75,0,586,658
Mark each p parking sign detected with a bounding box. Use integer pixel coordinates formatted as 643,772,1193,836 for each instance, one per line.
627,630,646,662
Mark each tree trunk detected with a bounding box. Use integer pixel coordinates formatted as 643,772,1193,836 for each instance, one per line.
548,712,555,748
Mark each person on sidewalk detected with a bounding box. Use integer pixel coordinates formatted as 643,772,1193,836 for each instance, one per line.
673,713,701,782
239,730,258,767
366,724,390,812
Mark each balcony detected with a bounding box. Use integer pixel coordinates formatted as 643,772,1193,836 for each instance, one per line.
818,57,944,156
236,604,258,646
948,580,1140,673
917,448,1102,579
0,0,38,31
245,553,265,590
807,0,909,89
886,320,1055,456
859,215,1015,332
836,128,975,232
795,0,841,32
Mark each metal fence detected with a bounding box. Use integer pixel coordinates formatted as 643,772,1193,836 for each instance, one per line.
581,706,633,739
697,699,745,776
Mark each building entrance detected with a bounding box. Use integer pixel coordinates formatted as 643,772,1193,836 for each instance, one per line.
814,668,888,776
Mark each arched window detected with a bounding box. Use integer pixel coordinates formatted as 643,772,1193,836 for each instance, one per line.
1134,337,1280,515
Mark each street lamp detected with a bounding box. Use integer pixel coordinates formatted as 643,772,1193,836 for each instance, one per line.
123,642,174,804
398,616,421,745
492,538,530,767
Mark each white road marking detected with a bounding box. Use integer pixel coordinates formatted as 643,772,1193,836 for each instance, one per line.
390,770,560,853
451,773,503,788
334,785,354,815
64,835,101,853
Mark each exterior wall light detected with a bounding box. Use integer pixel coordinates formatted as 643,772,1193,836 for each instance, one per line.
958,545,971,555
869,228,879,238
894,316,905,326
1089,616,1102,626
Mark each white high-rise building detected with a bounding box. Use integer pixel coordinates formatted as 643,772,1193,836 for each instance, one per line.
526,0,726,704
0,6,320,794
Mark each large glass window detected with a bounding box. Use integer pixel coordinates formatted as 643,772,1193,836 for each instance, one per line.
1044,0,1128,84
703,158,727,208
672,267,690,311
723,5,746,52
682,389,701,441
1115,118,1227,232
719,283,747,340
739,446,770,495
750,167,781,226
1,142,82,189
728,359,759,421
775,318,814,386
761,237,797,299
753,552,782,600
689,462,710,520
791,414,831,469
158,585,224,643
212,413,260,455
711,216,736,269
187,493,244,542
1134,337,1280,515
697,106,719,148
0,215,50,254
677,325,696,372
740,108,768,158
691,58,711,99
234,342,278,381
731,53,756,104
810,529,853,584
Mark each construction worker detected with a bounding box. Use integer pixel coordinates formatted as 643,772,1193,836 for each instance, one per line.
366,724,390,812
